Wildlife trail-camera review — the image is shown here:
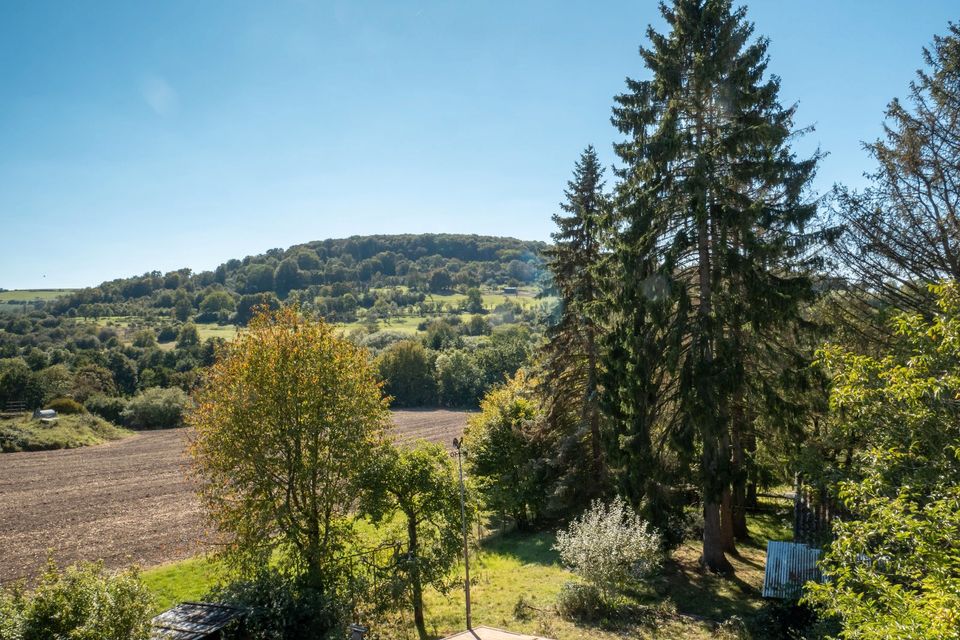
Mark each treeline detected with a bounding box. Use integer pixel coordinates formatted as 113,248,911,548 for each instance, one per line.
457,6,960,639
47,234,546,323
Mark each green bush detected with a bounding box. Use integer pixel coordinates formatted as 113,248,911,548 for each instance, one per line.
555,581,605,622
206,569,345,640
553,496,662,599
84,394,128,424
122,387,189,429
0,559,153,640
45,397,85,415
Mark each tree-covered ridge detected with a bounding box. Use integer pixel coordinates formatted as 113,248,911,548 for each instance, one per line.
48,234,547,321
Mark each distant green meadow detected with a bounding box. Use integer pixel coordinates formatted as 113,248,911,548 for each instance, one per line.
0,289,74,309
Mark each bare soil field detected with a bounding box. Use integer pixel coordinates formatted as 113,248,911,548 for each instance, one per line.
0,409,470,584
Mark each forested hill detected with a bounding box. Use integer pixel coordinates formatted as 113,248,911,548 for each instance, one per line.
49,234,547,321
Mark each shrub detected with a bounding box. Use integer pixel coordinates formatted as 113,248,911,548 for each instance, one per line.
206,569,345,640
45,397,85,414
555,581,606,622
122,386,189,429
85,394,128,424
553,496,662,599
0,559,153,640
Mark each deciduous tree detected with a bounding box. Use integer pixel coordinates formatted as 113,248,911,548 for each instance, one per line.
189,306,389,583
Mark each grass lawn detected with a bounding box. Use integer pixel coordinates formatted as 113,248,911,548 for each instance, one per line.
196,324,240,341
141,508,791,639
0,413,132,452
0,289,74,302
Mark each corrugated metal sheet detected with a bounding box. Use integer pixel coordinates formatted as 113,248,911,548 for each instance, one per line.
150,602,244,639
762,541,823,599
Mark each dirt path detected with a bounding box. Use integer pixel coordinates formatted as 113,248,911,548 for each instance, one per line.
0,410,470,584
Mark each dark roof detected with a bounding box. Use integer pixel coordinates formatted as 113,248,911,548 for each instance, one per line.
150,602,244,639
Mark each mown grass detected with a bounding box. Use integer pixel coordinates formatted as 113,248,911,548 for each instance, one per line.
0,289,74,302
142,556,227,613
141,509,787,639
0,413,132,452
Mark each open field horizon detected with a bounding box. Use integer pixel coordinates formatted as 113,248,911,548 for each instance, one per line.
0,409,471,585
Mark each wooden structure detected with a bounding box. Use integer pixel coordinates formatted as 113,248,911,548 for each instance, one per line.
442,626,554,640
762,541,823,599
150,602,245,639
793,474,843,546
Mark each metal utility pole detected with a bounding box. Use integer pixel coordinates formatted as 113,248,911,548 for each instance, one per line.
453,438,472,630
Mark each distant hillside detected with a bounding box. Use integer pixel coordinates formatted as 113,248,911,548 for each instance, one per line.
48,234,548,323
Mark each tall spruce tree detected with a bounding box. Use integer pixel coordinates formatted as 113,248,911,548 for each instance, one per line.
604,0,818,572
542,146,609,510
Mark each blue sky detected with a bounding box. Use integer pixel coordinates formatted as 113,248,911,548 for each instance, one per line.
1,1,956,289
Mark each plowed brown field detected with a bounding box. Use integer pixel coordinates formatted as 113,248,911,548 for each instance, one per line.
0,410,471,584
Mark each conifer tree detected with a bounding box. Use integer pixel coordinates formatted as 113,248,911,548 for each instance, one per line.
833,23,960,319
542,146,609,507
605,0,818,572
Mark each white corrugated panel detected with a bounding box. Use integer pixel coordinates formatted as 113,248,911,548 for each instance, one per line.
762,541,823,599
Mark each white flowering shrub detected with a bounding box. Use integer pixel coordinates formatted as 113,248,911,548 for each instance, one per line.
553,496,662,598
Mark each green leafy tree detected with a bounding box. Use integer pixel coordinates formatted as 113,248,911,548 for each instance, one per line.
602,0,819,570
428,270,453,293
464,287,484,314
274,258,304,298
359,442,465,639
804,282,960,638
173,290,192,322
435,350,482,408
176,323,200,350
463,371,547,528
189,306,389,583
199,289,236,314
377,340,437,407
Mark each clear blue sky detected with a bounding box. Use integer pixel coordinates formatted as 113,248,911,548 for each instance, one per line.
1,1,956,289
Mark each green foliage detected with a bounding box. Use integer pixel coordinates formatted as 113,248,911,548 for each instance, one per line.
377,341,437,407
84,393,128,424
359,441,466,638
199,290,235,314
541,146,609,509
122,386,189,428
804,283,960,639
71,364,116,402
464,287,484,313
553,496,662,600
176,323,200,349
188,306,389,582
464,371,547,528
600,0,820,570
0,413,130,452
45,397,85,414
555,581,606,622
434,350,482,408
0,560,153,640
206,568,345,640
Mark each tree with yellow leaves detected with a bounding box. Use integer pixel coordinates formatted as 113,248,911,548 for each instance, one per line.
188,306,389,584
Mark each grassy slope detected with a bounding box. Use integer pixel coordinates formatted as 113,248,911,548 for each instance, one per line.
0,289,74,302
0,413,132,452
142,509,792,639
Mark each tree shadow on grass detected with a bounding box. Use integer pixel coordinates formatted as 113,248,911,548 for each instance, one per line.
627,551,762,624
480,530,561,566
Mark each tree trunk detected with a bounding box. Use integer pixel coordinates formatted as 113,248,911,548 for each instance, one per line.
702,498,734,574
720,486,737,554
730,395,749,541
586,326,605,491
407,515,427,640
745,431,758,509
